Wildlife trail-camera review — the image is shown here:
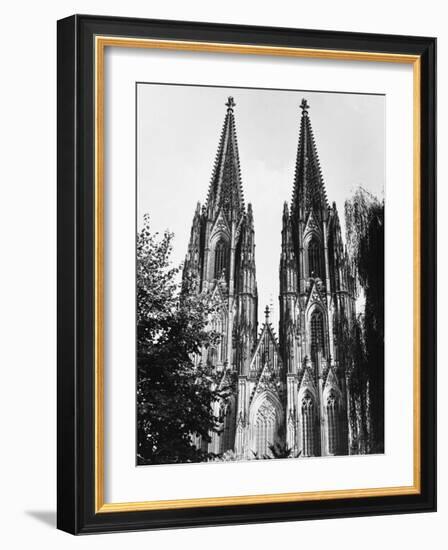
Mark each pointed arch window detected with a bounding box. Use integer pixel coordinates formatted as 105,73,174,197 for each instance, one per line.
214,239,229,280
222,402,233,452
209,313,225,365
301,393,316,457
308,237,322,277
326,392,339,455
310,310,325,362
211,402,230,455
254,400,278,458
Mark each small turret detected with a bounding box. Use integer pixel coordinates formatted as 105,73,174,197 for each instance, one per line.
182,201,203,285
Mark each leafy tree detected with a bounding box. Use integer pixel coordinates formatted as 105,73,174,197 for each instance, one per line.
345,316,369,454
345,188,384,453
137,215,232,465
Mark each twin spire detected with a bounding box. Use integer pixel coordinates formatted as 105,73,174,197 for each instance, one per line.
206,96,245,220
207,96,328,223
199,96,330,329
291,98,329,218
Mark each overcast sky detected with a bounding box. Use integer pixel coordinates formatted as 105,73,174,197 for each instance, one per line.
137,83,384,328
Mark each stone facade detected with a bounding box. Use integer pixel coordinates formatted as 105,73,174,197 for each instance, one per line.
183,97,359,459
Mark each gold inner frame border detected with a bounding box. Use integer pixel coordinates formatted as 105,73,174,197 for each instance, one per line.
94,35,421,513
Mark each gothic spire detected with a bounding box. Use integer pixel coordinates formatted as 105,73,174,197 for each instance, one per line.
206,97,245,220
291,99,328,219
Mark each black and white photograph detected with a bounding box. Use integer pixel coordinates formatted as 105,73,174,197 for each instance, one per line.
136,83,385,466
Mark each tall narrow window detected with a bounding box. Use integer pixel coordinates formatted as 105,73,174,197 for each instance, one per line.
326,393,339,454
209,347,217,365
308,237,321,277
301,394,316,456
310,310,325,362
209,314,224,365
254,400,277,457
221,404,231,452
214,239,229,280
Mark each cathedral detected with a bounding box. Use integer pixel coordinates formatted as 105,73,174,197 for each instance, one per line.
183,96,359,460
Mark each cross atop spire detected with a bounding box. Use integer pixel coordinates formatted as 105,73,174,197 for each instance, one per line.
226,96,236,111
300,98,310,114
264,305,270,322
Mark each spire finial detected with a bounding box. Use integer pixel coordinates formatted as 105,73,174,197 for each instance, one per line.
264,305,270,322
226,96,236,111
300,98,310,115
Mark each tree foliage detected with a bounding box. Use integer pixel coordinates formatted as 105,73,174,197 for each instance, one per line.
137,215,232,465
345,188,384,453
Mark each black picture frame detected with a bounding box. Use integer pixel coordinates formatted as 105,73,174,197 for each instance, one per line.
57,14,436,534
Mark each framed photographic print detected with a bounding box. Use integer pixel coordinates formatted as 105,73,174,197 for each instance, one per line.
57,15,436,534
